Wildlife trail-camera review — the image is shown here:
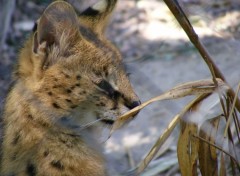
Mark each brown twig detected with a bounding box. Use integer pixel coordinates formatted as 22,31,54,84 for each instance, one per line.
162,0,240,112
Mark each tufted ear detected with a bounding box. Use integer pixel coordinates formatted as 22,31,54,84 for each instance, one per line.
79,0,117,35
33,1,80,53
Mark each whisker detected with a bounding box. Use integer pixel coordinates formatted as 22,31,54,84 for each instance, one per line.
79,119,102,130
79,118,115,131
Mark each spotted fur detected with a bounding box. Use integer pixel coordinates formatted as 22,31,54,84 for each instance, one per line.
0,0,140,175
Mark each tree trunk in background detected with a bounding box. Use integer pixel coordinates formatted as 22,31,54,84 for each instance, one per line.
0,0,15,50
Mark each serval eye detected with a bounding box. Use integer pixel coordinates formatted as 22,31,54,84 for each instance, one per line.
97,80,112,92
97,80,120,99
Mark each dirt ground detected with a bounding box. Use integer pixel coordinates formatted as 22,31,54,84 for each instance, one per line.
0,0,240,175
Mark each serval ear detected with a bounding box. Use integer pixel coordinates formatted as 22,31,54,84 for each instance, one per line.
33,1,80,54
79,0,117,35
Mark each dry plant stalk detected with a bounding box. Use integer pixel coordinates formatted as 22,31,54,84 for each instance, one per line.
110,79,228,175
127,94,208,176
198,117,220,176
110,78,227,134
114,1,240,175
224,83,240,136
162,0,240,112
159,0,240,175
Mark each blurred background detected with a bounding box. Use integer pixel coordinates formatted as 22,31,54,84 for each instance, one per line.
0,0,240,175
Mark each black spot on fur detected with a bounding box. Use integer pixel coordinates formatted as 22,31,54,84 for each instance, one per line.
79,90,87,95
52,103,61,109
70,86,75,90
76,75,81,80
59,138,67,144
26,163,36,176
64,74,70,79
66,89,72,93
93,69,101,76
110,106,117,110
99,102,105,106
75,83,80,87
81,7,99,16
48,92,53,96
27,114,33,120
60,71,70,78
102,66,109,76
51,160,64,170
65,99,72,103
59,138,73,148
39,120,49,127
12,133,20,145
43,150,49,157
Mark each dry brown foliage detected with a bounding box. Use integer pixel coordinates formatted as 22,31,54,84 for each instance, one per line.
107,0,240,175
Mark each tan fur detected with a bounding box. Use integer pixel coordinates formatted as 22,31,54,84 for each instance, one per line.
1,1,140,175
